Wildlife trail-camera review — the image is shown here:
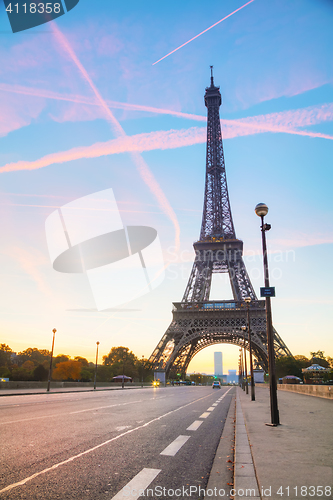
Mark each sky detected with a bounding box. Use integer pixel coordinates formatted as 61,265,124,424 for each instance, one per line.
0,0,332,375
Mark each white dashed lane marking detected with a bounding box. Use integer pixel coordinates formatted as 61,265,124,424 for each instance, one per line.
186,420,203,431
0,393,213,494
160,435,190,456
111,468,161,500
199,412,210,419
207,407,215,411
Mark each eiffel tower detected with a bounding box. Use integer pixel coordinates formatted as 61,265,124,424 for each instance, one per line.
149,68,292,377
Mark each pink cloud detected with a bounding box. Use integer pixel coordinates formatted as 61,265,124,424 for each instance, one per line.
0,92,45,137
51,23,181,251
0,82,206,123
1,113,332,176
1,82,332,134
5,246,52,296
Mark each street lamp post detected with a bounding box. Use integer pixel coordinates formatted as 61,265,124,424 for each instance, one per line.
47,328,56,392
243,333,249,395
255,203,280,425
141,355,144,388
240,348,245,390
245,297,255,401
122,349,125,389
238,352,242,387
94,341,100,390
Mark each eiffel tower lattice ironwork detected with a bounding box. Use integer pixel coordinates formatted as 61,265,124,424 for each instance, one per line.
149,69,292,376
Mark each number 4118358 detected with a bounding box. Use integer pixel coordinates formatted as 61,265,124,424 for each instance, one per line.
277,486,332,496
6,3,61,14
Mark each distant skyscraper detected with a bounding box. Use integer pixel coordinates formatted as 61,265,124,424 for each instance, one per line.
228,369,237,383
214,352,223,376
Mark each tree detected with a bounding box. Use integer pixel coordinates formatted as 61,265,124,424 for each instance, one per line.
275,356,304,379
11,367,32,381
326,356,333,369
17,348,50,367
0,367,11,378
21,360,35,373
80,367,93,382
103,347,139,379
0,344,13,367
52,361,82,381
74,356,89,367
310,350,326,360
33,364,48,381
53,354,70,366
95,365,113,382
310,351,329,368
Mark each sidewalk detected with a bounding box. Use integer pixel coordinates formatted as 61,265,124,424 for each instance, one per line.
235,386,333,499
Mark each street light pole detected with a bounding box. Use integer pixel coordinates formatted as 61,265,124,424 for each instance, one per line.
245,297,255,401
94,341,100,390
243,335,249,395
47,328,56,392
255,203,280,426
240,348,245,390
238,353,242,387
122,349,125,389
141,355,144,388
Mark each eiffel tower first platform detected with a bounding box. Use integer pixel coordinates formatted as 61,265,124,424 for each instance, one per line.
149,69,292,378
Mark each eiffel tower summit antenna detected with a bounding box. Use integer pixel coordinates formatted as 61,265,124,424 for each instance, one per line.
149,70,292,379
210,65,214,86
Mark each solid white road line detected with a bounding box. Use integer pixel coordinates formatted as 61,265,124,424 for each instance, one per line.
111,468,161,500
70,400,142,414
220,388,232,400
199,412,210,418
160,435,190,456
0,393,212,494
207,406,215,411
216,387,233,403
186,420,203,431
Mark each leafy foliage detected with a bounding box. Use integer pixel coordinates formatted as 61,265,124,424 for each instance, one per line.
52,360,82,381
17,348,50,366
103,346,140,379
33,364,48,381
275,355,310,379
0,344,13,367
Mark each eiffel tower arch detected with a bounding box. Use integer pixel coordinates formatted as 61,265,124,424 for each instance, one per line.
149,68,292,377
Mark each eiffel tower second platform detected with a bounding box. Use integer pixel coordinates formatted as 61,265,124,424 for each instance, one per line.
149,69,292,377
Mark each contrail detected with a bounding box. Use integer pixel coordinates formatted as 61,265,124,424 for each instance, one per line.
0,83,206,123
51,23,180,250
152,0,255,65
1,119,332,174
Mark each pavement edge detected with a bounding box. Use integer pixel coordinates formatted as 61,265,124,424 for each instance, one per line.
206,390,236,498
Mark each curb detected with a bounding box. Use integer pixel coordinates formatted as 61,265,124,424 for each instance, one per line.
206,390,236,498
234,389,261,500
0,386,153,397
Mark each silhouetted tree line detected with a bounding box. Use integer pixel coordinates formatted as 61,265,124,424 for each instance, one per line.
0,344,153,383
275,350,333,381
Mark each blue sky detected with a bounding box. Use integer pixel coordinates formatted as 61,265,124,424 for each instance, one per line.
0,0,332,374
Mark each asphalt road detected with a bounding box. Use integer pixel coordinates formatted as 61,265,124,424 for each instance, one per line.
0,386,235,499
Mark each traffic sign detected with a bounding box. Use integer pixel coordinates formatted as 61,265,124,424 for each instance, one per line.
260,287,275,297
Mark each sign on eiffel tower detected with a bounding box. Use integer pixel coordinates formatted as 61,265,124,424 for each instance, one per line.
149,68,292,378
